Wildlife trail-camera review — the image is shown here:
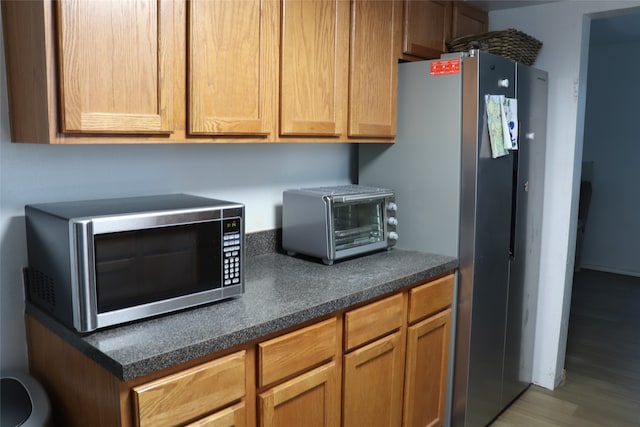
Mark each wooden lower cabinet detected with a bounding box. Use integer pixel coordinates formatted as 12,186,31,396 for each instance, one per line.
132,351,247,427
25,273,455,427
258,318,338,388
342,274,454,427
343,331,405,427
257,316,341,426
24,315,256,427
403,308,452,427
186,402,246,427
258,362,340,427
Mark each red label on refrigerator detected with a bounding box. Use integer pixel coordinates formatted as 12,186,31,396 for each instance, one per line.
430,59,461,75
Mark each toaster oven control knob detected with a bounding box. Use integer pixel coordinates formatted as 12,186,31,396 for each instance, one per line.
388,217,398,226
387,202,397,212
388,231,399,241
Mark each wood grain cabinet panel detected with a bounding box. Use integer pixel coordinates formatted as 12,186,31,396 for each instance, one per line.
402,0,451,60
279,0,349,137
403,308,452,427
344,293,403,351
348,0,401,139
451,2,488,40
408,274,454,323
133,351,246,427
186,402,247,427
188,0,277,137
401,1,487,61
56,0,174,134
3,0,400,143
343,331,405,427
258,317,337,387
259,362,340,427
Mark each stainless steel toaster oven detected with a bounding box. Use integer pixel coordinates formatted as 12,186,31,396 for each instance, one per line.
282,185,397,265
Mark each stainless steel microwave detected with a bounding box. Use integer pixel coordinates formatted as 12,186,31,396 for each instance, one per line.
24,194,244,333
282,185,397,265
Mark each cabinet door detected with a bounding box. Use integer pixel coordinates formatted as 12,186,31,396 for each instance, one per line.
403,308,452,427
56,0,174,134
343,331,404,427
402,0,451,60
188,0,277,137
186,402,246,427
259,362,340,427
279,0,349,137
348,0,401,138
451,2,488,40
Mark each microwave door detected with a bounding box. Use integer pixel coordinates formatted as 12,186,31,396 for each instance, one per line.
72,219,99,332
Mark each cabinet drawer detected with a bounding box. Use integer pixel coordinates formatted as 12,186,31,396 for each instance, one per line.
408,274,454,324
186,402,246,427
258,317,337,388
344,293,404,351
133,351,246,427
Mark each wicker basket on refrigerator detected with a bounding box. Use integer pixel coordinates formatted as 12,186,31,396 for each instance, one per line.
446,28,542,65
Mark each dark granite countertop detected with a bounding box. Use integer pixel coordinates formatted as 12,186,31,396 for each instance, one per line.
27,233,456,381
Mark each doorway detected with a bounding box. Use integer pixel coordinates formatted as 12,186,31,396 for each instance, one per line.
566,7,640,397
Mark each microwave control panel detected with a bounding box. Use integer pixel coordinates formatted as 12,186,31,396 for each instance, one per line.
222,218,242,286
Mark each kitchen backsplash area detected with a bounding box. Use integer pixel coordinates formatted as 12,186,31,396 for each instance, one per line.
0,132,354,373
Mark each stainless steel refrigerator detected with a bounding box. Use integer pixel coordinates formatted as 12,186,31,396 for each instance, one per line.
359,50,547,427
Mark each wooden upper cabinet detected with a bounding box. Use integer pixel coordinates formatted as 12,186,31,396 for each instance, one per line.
56,0,174,134
348,0,401,139
279,0,349,137
188,0,278,137
402,0,451,60
4,0,399,143
451,2,488,40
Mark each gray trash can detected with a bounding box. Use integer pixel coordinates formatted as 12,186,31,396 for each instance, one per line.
1,372,51,427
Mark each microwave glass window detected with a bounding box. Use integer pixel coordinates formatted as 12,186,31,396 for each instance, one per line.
94,222,221,313
333,200,384,250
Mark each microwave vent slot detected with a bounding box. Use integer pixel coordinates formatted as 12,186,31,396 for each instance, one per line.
25,267,56,309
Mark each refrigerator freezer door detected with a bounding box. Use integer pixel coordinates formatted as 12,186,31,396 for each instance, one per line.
456,52,516,427
502,63,548,407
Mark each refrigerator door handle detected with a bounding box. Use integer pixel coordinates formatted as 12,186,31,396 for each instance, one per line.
509,151,519,259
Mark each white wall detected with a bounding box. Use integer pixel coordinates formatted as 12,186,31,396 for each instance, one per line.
579,40,640,276
490,0,640,389
0,19,353,373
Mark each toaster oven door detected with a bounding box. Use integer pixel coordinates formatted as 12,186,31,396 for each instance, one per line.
332,198,387,252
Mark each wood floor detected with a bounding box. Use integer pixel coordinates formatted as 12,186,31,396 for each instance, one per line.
491,269,640,426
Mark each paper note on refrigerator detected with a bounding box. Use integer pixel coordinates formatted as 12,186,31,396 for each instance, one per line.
502,98,518,150
485,95,508,158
